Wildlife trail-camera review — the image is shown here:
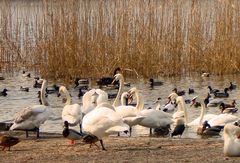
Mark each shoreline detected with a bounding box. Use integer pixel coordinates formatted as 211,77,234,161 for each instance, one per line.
1,132,240,163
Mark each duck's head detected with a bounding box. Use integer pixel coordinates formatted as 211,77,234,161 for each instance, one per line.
2,88,8,93
63,121,69,128
114,67,121,75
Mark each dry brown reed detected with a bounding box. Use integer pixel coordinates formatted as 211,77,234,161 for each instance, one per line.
1,0,240,80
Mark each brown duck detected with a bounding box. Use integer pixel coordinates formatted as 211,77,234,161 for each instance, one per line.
0,135,20,151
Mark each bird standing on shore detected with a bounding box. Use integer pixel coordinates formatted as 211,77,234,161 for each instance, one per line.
171,118,185,138
0,135,20,151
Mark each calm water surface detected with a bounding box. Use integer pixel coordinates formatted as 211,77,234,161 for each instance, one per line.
0,72,240,139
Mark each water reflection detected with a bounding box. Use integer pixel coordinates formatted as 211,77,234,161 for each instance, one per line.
0,72,240,139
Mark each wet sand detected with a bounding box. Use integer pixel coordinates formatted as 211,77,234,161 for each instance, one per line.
1,132,240,163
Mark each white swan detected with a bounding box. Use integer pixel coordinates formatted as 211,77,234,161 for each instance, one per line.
129,88,173,134
59,86,82,130
82,89,97,115
168,93,188,123
10,80,51,137
82,102,129,150
208,113,238,127
223,123,240,157
188,96,217,127
114,87,145,136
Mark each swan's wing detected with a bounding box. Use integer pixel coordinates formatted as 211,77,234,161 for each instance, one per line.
82,89,96,105
209,114,238,126
14,107,34,123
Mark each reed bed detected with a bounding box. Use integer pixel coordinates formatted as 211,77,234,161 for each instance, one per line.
1,0,240,81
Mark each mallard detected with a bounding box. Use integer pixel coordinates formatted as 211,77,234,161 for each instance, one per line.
62,121,83,145
0,135,20,151
171,118,185,137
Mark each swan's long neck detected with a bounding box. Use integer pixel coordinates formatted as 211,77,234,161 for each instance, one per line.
198,100,206,126
135,90,144,110
178,97,188,123
113,76,124,107
64,89,72,105
41,80,49,106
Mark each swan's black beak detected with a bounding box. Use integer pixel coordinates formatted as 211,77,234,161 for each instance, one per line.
57,93,61,97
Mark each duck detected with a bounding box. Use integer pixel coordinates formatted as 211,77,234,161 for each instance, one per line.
207,98,223,107
46,84,59,94
33,80,42,88
82,102,129,150
20,86,29,92
129,88,173,135
0,76,5,80
207,86,219,94
59,86,83,132
188,88,195,94
10,80,51,138
213,88,229,98
149,78,164,87
229,82,237,91
153,124,171,137
0,88,8,96
197,121,222,136
223,123,240,157
219,102,238,114
74,77,90,88
62,121,84,145
172,88,185,96
96,67,121,87
0,135,20,151
171,118,185,138
22,71,31,78
78,87,88,98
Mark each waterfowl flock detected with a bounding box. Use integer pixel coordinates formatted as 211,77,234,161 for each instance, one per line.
0,70,240,157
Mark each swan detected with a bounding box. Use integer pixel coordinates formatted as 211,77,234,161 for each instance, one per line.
168,93,188,123
188,96,218,127
82,89,97,115
223,123,240,157
10,80,51,138
129,88,173,135
82,102,129,150
58,86,82,132
208,113,238,127
114,87,145,136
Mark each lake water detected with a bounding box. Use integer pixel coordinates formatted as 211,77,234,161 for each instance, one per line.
0,72,240,139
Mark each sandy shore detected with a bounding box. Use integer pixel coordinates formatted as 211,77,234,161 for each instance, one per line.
1,132,240,163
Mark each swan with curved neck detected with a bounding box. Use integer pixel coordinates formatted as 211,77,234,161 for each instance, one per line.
82,89,97,115
95,89,108,105
112,73,125,107
223,123,240,157
59,86,82,129
129,88,173,135
10,80,51,138
188,96,217,127
114,87,145,136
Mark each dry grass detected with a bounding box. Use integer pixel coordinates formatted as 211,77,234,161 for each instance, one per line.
1,0,240,80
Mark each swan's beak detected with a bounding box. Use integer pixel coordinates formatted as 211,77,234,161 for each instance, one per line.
57,93,61,97
190,99,196,107
128,94,133,104
111,78,116,85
